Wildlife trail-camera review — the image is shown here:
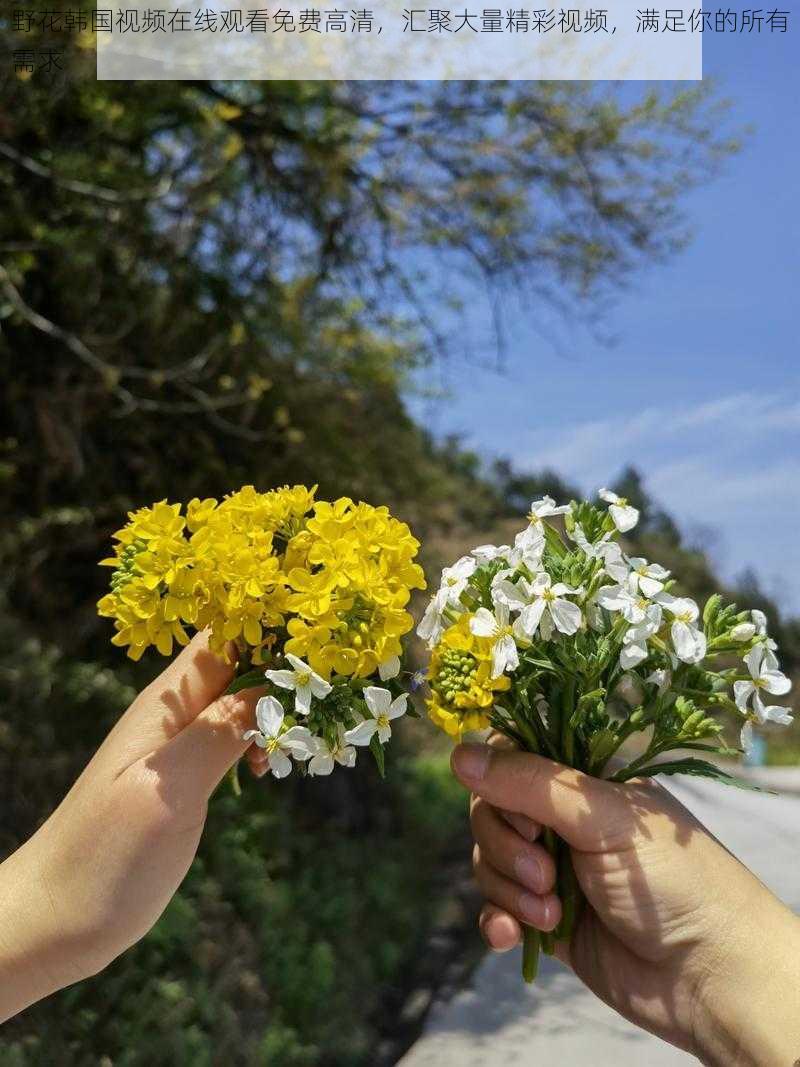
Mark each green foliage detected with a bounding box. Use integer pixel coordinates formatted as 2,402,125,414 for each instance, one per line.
612,757,769,792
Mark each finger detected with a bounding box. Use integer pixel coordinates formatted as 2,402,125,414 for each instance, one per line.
137,630,237,733
487,731,517,751
103,632,239,773
499,810,541,842
473,846,562,932
479,903,521,952
246,745,268,778
470,797,555,894
453,743,633,852
142,686,265,803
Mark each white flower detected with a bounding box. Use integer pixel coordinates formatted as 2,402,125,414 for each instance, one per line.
242,695,315,779
646,667,672,694
619,602,663,668
596,579,649,624
491,574,533,612
345,687,408,746
752,609,780,668
378,655,401,681
730,622,756,642
619,640,648,669
265,653,332,716
440,555,477,598
508,530,545,571
471,543,511,563
417,591,449,647
570,524,629,582
516,496,571,552
416,556,476,647
733,647,792,711
470,601,521,676
307,726,357,776
513,573,583,643
740,693,793,754
626,556,671,598
598,488,639,532
657,594,707,664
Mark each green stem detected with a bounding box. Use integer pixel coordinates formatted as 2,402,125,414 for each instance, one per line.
226,760,242,797
522,926,541,982
554,845,581,943
539,826,559,956
561,676,576,766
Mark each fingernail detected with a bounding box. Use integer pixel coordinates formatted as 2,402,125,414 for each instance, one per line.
518,892,541,923
452,743,490,783
503,811,540,842
514,854,543,891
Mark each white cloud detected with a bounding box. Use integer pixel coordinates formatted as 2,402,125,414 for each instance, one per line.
519,390,800,614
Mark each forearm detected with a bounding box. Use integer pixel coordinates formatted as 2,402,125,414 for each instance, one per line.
696,895,800,1067
0,835,89,1023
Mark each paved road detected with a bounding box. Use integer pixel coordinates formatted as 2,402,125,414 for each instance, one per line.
400,771,800,1067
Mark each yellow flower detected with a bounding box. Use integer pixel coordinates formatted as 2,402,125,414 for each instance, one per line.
98,487,424,673
283,498,425,678
425,615,510,739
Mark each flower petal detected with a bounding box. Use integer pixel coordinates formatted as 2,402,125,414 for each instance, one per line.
285,653,310,673
733,680,755,711
762,670,791,696
268,749,293,779
638,576,665,599
255,695,284,737
620,641,648,669
469,608,496,638
671,621,706,664
493,634,519,677
517,598,546,637
309,751,335,776
294,684,313,716
388,694,408,719
310,674,333,699
378,655,401,681
550,598,582,635
610,503,639,532
364,686,392,717
344,719,379,746
264,669,296,691
336,745,357,768
281,725,315,758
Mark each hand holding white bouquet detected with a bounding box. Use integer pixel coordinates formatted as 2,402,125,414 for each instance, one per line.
419,491,794,982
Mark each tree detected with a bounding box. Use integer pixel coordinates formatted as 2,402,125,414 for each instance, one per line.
1,51,736,645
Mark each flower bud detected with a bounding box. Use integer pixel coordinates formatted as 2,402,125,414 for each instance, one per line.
615,673,644,706
730,622,756,642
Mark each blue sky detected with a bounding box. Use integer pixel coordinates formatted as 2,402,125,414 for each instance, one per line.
408,29,800,616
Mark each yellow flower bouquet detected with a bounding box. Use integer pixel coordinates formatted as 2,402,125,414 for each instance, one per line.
98,485,426,780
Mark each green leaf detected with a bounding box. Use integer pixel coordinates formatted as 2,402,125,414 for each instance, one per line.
666,741,740,758
226,668,266,694
370,734,386,779
613,757,772,793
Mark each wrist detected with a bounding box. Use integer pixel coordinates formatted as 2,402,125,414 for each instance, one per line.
693,891,800,1066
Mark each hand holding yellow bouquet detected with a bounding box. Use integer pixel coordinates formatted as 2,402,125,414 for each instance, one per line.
98,485,425,780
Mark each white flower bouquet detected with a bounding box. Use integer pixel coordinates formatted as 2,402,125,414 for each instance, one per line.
419,490,794,982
